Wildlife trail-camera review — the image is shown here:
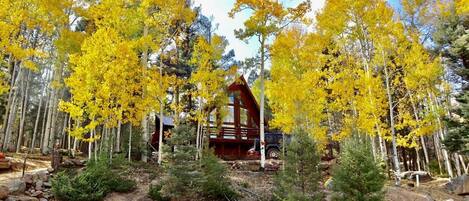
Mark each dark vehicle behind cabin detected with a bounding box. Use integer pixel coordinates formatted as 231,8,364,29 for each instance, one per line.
247,133,291,159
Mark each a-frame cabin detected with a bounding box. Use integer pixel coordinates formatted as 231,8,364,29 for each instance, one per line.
151,76,264,160
206,76,263,160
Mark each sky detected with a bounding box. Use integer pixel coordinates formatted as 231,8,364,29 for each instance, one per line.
192,0,401,61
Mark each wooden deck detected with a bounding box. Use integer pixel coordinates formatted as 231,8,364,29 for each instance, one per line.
206,127,259,160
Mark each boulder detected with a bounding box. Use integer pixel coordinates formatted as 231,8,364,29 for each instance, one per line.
408,171,432,182
0,185,9,200
42,182,51,188
446,174,469,195
39,198,47,201
36,171,48,182
23,174,34,184
35,181,43,191
46,168,54,173
5,195,39,201
7,179,26,195
31,191,43,198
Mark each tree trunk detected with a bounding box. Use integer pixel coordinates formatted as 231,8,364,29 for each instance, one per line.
432,133,443,175
259,35,266,169
0,54,17,150
454,153,462,176
109,127,114,164
141,25,149,163
40,91,49,150
128,125,132,162
3,66,23,152
31,91,44,151
158,102,164,165
17,70,30,153
384,63,400,185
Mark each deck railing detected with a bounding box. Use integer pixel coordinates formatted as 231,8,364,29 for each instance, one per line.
204,127,259,141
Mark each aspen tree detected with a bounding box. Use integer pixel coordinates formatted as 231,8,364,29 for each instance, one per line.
229,0,311,169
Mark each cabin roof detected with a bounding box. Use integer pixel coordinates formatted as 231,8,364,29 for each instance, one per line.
228,76,260,111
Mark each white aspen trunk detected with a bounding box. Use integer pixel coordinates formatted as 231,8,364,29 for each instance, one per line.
157,52,165,165
110,127,114,164
72,138,77,158
415,147,421,187
428,92,453,178
42,92,54,154
420,136,430,170
408,93,430,171
195,121,200,159
384,63,400,185
141,25,149,163
31,92,43,150
1,55,17,150
459,155,468,174
39,91,49,150
379,135,386,161
17,70,30,153
67,116,71,151
454,153,462,176
88,132,92,161
158,105,164,165
3,67,23,151
142,116,148,162
94,129,97,161
129,125,132,162
371,135,377,161
100,127,107,154
259,36,266,169
48,96,59,152
116,120,121,153
60,114,68,149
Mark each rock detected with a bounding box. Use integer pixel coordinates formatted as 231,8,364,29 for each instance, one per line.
6,179,26,195
39,198,47,201
46,168,54,173
409,171,432,182
61,160,74,167
42,182,51,188
5,195,39,201
35,181,43,191
36,171,48,182
0,185,9,200
31,191,43,198
446,174,469,195
23,174,34,184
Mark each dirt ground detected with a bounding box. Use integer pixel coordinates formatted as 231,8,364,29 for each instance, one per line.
0,153,51,185
384,178,466,201
0,155,467,201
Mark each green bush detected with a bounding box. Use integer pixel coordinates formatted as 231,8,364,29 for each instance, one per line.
52,160,136,201
331,137,386,201
273,129,322,201
160,124,201,198
428,159,442,176
200,148,237,200
148,184,170,201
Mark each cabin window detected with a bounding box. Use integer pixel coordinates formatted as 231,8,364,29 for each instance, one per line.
223,105,234,123
240,108,248,125
209,109,216,126
229,94,235,104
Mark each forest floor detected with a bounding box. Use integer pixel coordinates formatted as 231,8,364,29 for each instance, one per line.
0,153,50,185
0,155,466,201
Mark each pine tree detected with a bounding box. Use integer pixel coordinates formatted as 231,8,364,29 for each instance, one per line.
273,129,322,201
199,148,237,200
331,136,386,201
160,124,200,199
